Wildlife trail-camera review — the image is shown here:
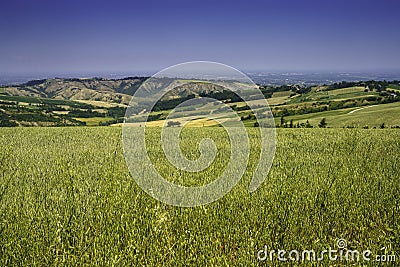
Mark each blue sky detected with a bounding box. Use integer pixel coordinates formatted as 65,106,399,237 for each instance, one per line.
1,0,399,74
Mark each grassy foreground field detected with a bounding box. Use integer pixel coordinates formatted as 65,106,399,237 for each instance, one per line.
0,127,399,265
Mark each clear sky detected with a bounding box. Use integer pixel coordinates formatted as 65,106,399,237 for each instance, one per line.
1,0,399,75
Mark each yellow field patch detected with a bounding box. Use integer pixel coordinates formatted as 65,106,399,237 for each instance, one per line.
76,100,127,108
327,86,365,96
272,90,292,98
267,96,290,105
123,118,224,127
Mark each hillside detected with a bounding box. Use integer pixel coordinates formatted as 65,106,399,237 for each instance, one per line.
3,77,147,105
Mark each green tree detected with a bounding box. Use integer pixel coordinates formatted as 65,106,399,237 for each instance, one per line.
318,118,327,128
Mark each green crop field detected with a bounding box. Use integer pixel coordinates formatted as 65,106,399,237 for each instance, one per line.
0,127,399,265
74,117,116,126
279,102,400,128
287,86,379,105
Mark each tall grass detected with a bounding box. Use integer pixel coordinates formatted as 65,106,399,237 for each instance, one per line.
0,127,399,265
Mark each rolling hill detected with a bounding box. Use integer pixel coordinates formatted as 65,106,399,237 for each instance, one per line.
1,77,399,127
3,77,147,105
